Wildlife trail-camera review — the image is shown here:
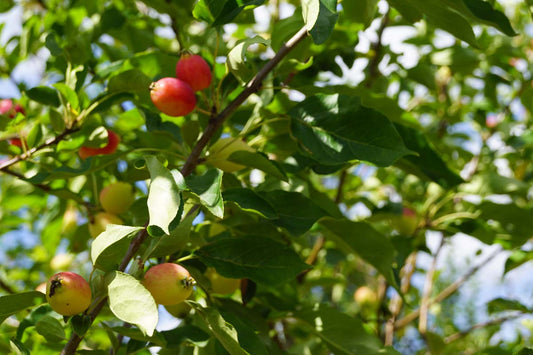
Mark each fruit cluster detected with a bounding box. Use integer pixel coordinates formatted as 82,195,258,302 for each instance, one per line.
150,54,212,117
42,263,243,317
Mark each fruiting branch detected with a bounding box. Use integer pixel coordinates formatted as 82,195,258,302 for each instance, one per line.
60,25,310,355
180,26,309,176
444,312,524,344
0,126,79,171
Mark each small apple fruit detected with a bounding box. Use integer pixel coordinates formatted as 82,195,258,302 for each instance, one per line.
62,205,78,234
353,286,379,312
164,301,192,318
88,212,123,238
0,99,13,115
50,253,74,271
175,54,212,92
142,263,195,305
46,271,92,316
205,267,240,295
99,182,135,215
207,137,254,172
79,129,120,159
149,77,196,117
391,207,419,236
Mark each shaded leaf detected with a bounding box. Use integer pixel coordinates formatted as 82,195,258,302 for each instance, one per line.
297,304,386,355
394,124,463,188
191,302,249,355
185,169,224,218
320,218,397,286
227,151,288,181
290,94,414,167
487,298,530,314
27,86,60,107
0,291,46,324
302,0,339,44
259,190,330,235
90,225,143,271
35,316,66,343
196,236,309,286
222,188,277,219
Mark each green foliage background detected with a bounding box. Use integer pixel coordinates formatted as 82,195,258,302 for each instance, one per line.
0,0,532,354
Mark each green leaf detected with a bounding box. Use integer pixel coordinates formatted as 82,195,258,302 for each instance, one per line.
504,250,533,275
35,315,66,343
227,36,270,82
53,83,79,111
27,86,61,107
193,0,265,26
462,0,516,36
70,314,93,336
302,0,339,44
162,324,210,347
487,298,529,314
227,151,288,181
289,94,414,167
146,156,184,236
221,311,269,355
111,326,167,346
393,124,463,188
90,225,143,271
479,201,533,247
259,190,330,235
196,236,309,286
108,69,152,94
185,169,224,218
148,209,197,258
388,0,478,47
297,304,384,354
426,332,445,355
0,291,46,324
191,302,249,355
106,271,158,337
320,218,397,286
341,0,378,27
222,188,277,219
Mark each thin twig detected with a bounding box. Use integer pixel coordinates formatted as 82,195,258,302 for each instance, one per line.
444,312,524,344
0,127,79,171
385,252,418,345
419,235,445,335
395,246,502,330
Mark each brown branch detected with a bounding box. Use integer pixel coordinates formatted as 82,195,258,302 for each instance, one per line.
444,312,523,344
60,25,310,355
180,26,309,176
0,127,79,171
385,252,418,345
419,236,445,335
395,247,501,330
